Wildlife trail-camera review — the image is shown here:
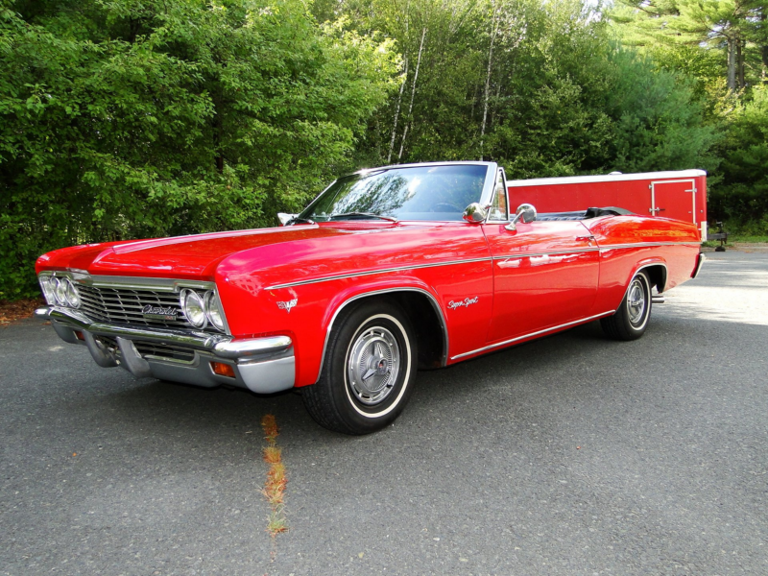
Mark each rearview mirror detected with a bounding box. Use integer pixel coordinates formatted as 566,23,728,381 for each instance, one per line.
277,213,297,226
463,203,488,224
505,203,537,231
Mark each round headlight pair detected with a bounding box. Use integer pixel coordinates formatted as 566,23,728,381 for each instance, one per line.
180,289,226,332
40,276,81,308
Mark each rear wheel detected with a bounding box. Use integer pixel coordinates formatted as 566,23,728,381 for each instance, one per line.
302,300,418,434
601,270,652,341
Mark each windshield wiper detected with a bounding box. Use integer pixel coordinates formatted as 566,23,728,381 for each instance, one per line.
328,212,398,223
285,216,315,225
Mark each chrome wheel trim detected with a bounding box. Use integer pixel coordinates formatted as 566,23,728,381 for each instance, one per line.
343,314,412,418
627,276,648,327
347,325,400,406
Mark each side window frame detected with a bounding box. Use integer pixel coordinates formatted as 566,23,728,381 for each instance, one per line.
487,167,510,223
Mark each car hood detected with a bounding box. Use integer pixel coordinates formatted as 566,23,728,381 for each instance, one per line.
37,221,485,281
36,225,365,279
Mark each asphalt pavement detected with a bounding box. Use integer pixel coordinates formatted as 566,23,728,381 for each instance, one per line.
1,249,767,576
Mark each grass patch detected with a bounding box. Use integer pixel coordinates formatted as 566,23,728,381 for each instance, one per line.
729,235,768,243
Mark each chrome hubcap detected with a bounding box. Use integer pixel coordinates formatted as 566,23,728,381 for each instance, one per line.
627,278,647,325
347,326,400,406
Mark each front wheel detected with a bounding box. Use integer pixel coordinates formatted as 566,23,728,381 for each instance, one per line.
302,300,418,434
600,270,652,341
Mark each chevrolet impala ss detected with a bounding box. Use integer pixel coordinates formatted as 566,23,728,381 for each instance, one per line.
35,162,705,434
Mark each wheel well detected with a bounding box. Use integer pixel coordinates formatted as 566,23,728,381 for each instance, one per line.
343,291,447,370
642,264,667,293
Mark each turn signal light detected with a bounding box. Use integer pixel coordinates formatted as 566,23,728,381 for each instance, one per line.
211,362,236,378
74,331,85,341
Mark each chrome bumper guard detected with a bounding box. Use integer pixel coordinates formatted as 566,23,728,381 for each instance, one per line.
692,252,706,279
35,306,295,394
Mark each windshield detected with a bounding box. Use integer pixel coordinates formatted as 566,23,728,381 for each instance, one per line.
298,164,488,222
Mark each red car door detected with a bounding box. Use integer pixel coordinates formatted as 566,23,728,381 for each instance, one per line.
482,220,600,344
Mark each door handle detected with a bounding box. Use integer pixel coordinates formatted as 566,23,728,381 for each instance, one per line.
575,235,595,242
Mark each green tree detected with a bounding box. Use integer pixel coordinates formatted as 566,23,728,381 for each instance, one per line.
713,86,768,229
0,0,398,299
610,0,768,92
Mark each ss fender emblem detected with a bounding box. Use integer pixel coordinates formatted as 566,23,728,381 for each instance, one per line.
277,299,298,313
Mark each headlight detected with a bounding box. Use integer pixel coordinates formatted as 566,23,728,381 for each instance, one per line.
40,276,81,308
54,277,68,306
180,289,207,328
39,276,56,305
204,291,226,332
64,279,81,308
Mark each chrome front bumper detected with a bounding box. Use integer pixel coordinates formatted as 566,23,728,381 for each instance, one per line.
35,306,295,394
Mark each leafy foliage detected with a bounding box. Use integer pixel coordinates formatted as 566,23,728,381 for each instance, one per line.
713,86,768,229
1,0,759,300
0,0,397,298
607,0,768,230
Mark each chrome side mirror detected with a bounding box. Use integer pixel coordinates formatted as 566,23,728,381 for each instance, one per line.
463,203,488,224
505,203,537,231
277,213,297,226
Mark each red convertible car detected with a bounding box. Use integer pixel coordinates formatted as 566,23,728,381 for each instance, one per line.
36,162,704,434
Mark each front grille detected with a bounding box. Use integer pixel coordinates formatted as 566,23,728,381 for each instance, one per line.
79,285,192,330
98,335,196,364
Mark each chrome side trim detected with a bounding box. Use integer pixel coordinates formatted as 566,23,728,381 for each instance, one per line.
264,242,696,291
264,257,493,290
599,241,701,252
492,247,600,261
316,287,450,382
451,311,615,360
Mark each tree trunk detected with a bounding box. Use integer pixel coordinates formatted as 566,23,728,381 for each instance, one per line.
398,26,427,161
213,101,224,174
762,10,768,83
387,56,408,164
763,43,768,83
387,3,410,164
480,3,499,161
727,37,737,91
737,38,745,89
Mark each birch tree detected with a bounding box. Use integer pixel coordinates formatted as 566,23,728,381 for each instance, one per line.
398,26,427,159
480,1,499,160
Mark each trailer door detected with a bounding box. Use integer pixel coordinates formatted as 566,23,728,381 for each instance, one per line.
649,179,697,225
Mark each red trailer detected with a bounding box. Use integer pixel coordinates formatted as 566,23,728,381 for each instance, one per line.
507,170,708,240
